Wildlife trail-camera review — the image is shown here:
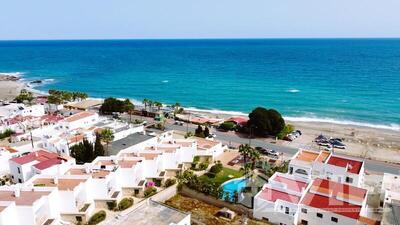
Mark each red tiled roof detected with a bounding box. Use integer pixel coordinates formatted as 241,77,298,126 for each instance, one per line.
226,116,248,125
327,156,363,174
33,158,63,170
259,188,301,204
300,178,367,220
273,175,308,192
10,150,64,170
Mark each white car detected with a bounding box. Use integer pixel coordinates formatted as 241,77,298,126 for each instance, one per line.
147,131,157,136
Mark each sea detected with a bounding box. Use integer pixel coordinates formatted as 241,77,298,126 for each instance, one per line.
0,39,399,131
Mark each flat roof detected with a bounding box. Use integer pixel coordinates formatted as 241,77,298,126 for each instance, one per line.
295,150,319,162
64,111,96,123
0,190,51,206
301,178,367,220
258,188,301,204
193,137,220,149
33,177,87,191
327,155,363,174
113,200,189,225
273,175,308,192
109,133,154,155
66,99,103,110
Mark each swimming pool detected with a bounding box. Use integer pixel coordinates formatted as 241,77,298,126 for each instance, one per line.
221,178,247,201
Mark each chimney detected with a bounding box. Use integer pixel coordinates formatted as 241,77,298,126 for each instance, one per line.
35,151,39,157
54,176,58,184
85,165,90,174
14,185,21,197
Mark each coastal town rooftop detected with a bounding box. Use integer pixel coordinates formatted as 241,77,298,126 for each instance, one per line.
294,149,331,163
258,173,309,204
0,188,51,206
63,111,96,123
32,176,89,191
65,99,103,111
10,149,68,170
300,178,367,220
110,200,189,225
326,155,363,174
109,133,154,155
193,137,220,149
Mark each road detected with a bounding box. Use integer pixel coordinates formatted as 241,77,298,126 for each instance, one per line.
122,114,400,174
166,123,400,174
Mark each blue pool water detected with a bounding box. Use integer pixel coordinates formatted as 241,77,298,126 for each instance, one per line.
0,39,399,130
221,178,247,200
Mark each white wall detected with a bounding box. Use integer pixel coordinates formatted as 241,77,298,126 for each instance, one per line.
297,205,357,225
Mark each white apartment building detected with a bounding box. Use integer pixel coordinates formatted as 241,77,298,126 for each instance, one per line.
253,172,310,225
8,149,75,183
289,149,365,187
298,178,372,225
0,185,61,225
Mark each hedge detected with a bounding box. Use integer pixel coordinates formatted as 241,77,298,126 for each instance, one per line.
88,210,106,225
118,198,134,211
144,187,157,197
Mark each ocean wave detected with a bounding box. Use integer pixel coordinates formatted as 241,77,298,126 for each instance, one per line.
184,107,247,116
162,80,169,83
0,72,24,77
287,89,300,93
285,116,400,132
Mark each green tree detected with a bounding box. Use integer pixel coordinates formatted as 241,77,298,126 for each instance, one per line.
142,99,149,111
195,125,204,137
239,144,251,165
154,101,163,111
219,121,236,131
94,133,105,157
15,89,34,104
100,128,114,155
248,107,285,136
204,126,210,137
123,99,135,122
82,139,94,162
100,97,134,114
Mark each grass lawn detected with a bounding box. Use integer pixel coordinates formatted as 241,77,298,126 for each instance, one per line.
200,167,243,186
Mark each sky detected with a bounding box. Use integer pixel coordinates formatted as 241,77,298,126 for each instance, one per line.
1,0,400,40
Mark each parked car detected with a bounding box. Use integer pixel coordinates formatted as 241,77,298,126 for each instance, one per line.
317,140,332,147
147,131,157,136
174,121,184,126
323,145,333,151
209,133,217,138
266,149,280,157
284,134,295,141
315,134,328,142
255,147,268,154
331,140,346,149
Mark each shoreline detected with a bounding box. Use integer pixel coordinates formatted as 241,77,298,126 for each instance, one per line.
1,74,399,163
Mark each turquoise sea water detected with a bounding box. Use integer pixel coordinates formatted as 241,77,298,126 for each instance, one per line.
0,39,399,130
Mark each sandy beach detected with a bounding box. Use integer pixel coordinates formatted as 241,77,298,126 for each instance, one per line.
187,109,400,164
1,73,398,164
0,80,26,102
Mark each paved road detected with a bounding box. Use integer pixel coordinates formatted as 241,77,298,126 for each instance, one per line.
122,114,400,174
166,123,400,174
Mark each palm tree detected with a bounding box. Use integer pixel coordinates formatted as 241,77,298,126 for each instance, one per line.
154,101,163,111
148,100,154,111
238,144,252,165
100,128,114,156
142,99,149,111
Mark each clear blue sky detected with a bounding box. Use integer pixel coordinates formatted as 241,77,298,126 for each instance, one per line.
1,0,400,40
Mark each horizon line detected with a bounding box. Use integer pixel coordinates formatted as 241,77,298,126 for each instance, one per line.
1,37,400,42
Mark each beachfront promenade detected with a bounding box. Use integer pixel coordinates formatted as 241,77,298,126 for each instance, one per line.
162,121,400,174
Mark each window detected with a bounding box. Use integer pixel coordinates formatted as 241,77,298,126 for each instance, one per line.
301,208,307,214
301,220,308,225
345,177,353,183
289,167,293,174
18,179,22,183
285,207,289,214
76,216,82,222
295,169,308,176
17,167,21,174
262,217,269,222
331,217,338,223
317,213,323,218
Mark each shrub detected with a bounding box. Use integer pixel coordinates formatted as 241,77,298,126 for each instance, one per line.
193,156,200,163
206,172,216,178
276,124,295,139
165,178,176,187
88,210,106,225
144,187,157,197
106,201,117,210
209,162,223,174
117,198,133,211
198,162,209,170
249,107,285,136
0,129,14,140
219,121,236,131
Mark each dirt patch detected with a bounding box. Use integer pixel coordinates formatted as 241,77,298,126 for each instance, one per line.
165,194,268,225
